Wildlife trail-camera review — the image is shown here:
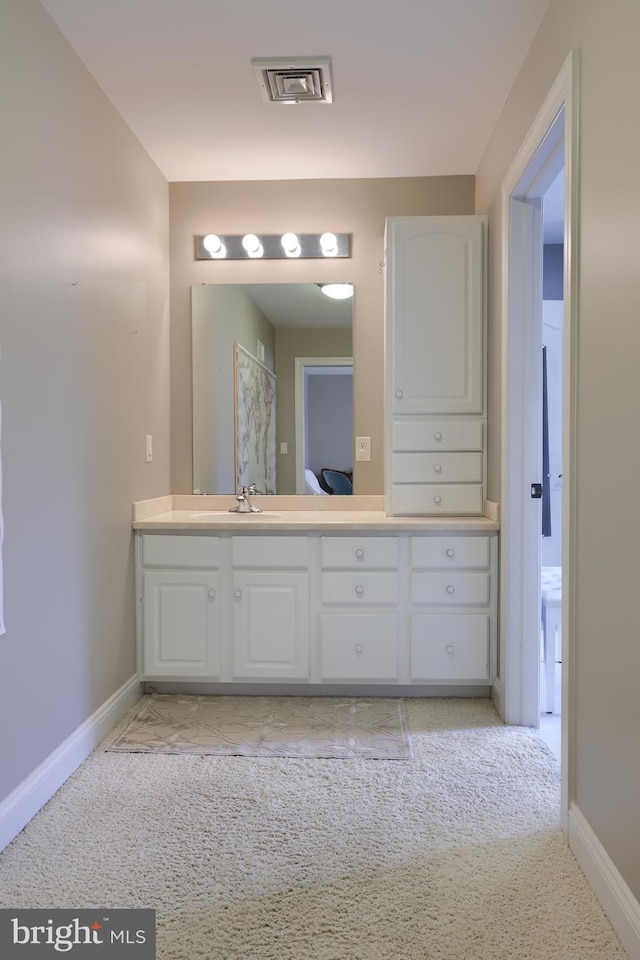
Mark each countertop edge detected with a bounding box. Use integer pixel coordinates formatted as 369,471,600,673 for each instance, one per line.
133,511,499,532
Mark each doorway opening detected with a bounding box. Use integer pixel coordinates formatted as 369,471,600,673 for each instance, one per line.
539,169,565,760
294,357,353,494
499,51,579,826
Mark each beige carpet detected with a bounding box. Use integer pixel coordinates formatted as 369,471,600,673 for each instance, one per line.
0,698,627,960
104,694,413,759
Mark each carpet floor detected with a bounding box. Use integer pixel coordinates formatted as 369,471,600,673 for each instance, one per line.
0,697,627,960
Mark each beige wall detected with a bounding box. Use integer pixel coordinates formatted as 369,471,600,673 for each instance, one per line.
0,0,170,800
477,0,640,900
169,177,475,494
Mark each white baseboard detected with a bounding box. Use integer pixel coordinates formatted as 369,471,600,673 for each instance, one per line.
568,802,640,959
0,674,141,853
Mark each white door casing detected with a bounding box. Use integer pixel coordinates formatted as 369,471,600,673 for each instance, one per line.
499,50,579,828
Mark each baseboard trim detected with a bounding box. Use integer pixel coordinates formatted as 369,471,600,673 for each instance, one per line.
568,802,640,959
0,674,141,853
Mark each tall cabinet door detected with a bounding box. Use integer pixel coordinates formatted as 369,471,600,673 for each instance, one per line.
386,216,484,415
142,570,220,678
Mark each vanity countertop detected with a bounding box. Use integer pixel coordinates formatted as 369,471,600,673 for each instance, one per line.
133,509,498,532
133,495,499,531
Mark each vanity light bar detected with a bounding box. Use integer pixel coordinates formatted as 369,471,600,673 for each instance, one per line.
194,232,351,260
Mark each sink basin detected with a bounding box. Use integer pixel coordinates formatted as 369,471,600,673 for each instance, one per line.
188,511,282,520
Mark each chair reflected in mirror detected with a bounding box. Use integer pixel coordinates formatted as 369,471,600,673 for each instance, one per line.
320,468,353,495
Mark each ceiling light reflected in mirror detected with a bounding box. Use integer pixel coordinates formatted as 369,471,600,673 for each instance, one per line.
317,282,354,300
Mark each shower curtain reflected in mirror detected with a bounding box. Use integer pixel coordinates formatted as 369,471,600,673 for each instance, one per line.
234,342,276,494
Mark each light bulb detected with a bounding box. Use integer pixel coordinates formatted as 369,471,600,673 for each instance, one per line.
320,232,339,257
202,234,226,258
281,232,301,257
242,233,264,258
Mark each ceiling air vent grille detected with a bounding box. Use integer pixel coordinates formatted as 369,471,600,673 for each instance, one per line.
251,57,334,104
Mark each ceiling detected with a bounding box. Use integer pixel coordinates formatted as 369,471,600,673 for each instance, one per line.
245,284,353,329
40,0,550,183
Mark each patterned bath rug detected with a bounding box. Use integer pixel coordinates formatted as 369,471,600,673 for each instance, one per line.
105,694,413,759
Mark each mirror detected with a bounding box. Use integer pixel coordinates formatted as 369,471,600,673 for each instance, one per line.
192,283,354,495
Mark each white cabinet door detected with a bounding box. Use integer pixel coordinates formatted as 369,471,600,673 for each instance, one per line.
232,572,309,679
142,570,220,679
386,216,484,415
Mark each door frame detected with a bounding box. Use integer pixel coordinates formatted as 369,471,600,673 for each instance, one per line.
294,356,353,493
499,50,580,826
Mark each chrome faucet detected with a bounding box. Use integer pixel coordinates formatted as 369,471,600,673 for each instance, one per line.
229,484,262,514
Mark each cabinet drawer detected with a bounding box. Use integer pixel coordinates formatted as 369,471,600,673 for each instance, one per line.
141,534,220,568
322,572,398,605
231,536,309,568
320,614,399,680
411,572,489,605
393,452,482,484
410,614,489,681
393,419,483,452
391,483,483,516
321,537,399,569
411,536,490,569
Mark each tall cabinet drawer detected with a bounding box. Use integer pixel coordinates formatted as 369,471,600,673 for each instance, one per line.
393,419,483,452
390,484,483,517
393,452,482,484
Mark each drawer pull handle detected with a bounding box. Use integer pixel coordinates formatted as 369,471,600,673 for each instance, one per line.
446,548,456,558
446,644,455,655
434,431,442,441
234,589,242,599
355,644,364,655
433,495,442,505
356,549,365,559
434,464,442,473
208,589,216,601
395,390,403,399
355,585,364,596
446,585,456,595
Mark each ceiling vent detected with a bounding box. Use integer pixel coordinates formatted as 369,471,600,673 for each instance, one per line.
251,57,334,104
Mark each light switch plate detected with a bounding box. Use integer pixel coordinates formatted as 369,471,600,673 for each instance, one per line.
145,435,153,462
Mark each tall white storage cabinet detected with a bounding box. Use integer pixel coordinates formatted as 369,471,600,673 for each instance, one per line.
385,216,487,516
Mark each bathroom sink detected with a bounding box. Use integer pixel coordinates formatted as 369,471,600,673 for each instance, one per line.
188,511,282,520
